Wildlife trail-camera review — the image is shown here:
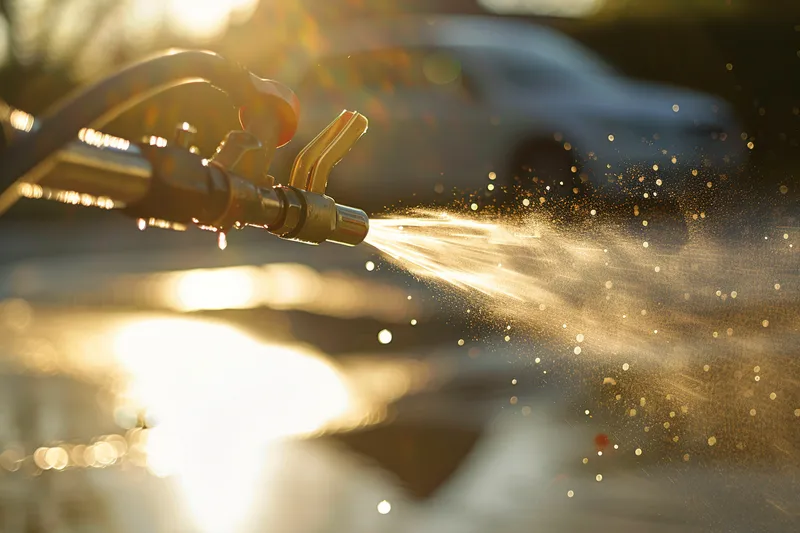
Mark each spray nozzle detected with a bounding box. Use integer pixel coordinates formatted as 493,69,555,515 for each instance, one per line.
0,50,371,247
205,109,370,246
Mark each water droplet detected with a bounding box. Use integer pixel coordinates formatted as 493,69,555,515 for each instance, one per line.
707,436,717,446
137,218,147,231
365,261,375,271
762,320,769,328
770,392,777,400
595,474,603,482
635,448,642,456
378,329,393,344
574,346,582,355
608,134,615,142
410,319,417,326
458,339,465,346
217,232,227,250
377,500,391,514
576,334,584,342
622,363,630,371
470,203,478,211
567,490,574,498
488,172,496,180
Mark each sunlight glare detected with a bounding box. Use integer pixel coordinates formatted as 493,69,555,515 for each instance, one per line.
113,317,349,533
166,0,259,39
173,267,258,311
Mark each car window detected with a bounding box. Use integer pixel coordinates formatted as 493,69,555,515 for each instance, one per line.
492,52,579,90
298,48,476,100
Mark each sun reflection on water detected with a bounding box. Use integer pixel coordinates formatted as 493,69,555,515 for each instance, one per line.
113,317,349,533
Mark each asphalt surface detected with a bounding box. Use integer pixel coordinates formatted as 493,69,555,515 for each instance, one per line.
0,209,798,532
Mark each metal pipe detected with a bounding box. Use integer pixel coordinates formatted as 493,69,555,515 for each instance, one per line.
0,49,299,214
4,120,152,206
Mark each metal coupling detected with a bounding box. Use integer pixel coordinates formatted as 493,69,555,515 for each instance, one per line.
279,110,369,245
201,108,369,246
239,109,369,245
218,175,368,246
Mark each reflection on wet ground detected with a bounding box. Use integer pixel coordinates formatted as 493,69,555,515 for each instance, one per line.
1,303,797,532
0,216,797,532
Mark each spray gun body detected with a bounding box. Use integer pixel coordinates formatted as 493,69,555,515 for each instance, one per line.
0,50,370,247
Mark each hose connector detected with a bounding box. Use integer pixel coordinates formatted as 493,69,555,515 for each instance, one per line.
211,110,369,245
280,110,369,245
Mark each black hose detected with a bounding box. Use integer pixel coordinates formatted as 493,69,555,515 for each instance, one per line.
0,49,287,210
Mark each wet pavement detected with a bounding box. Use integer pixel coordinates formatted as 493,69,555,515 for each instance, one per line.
0,212,798,532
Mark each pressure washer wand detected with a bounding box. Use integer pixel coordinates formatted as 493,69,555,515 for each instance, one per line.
0,50,370,246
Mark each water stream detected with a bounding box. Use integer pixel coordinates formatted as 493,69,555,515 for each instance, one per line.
366,208,799,461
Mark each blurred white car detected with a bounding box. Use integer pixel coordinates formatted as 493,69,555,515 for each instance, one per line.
270,16,745,211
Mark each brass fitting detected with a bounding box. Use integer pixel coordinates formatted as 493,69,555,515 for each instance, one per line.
214,110,370,246
277,110,369,245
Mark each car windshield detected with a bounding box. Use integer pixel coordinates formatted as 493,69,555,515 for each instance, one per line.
0,2,797,533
